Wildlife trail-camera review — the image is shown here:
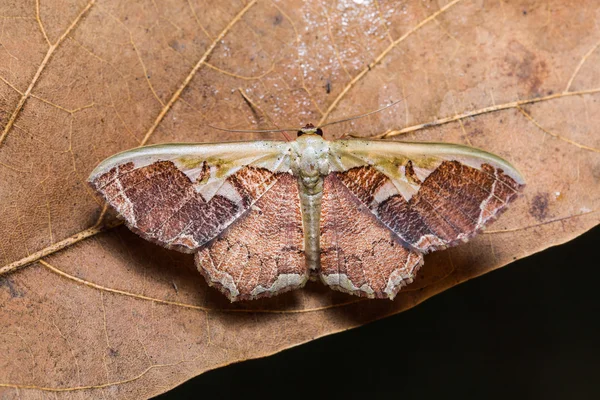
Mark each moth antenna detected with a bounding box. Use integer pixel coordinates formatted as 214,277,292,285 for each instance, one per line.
318,99,404,129
208,124,295,141
339,132,363,139
237,88,292,141
208,125,297,133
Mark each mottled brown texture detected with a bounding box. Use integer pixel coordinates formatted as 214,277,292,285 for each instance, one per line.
90,162,278,253
320,174,423,298
404,160,422,185
0,1,599,398
377,161,523,252
324,161,522,295
196,173,305,301
228,165,279,206
335,165,390,205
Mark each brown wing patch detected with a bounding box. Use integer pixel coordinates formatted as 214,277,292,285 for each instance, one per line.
195,161,210,184
335,165,390,205
336,162,523,253
89,161,278,253
195,174,306,301
320,174,423,299
404,160,421,184
378,160,523,251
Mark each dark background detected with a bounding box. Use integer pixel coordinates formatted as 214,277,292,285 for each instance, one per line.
156,226,599,400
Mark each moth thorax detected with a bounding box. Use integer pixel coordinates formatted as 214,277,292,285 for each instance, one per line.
290,136,330,178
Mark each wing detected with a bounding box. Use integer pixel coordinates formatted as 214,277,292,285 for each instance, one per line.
88,141,292,253
320,173,423,299
327,139,525,254
196,173,307,301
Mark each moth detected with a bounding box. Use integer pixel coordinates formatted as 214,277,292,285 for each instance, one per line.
88,124,524,301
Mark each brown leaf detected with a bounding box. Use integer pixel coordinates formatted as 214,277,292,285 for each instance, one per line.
0,0,598,398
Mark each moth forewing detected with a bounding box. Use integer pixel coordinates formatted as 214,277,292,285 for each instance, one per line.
87,140,293,250
325,138,525,255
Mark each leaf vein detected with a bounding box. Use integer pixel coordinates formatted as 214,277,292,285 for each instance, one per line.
138,0,258,147
317,0,462,126
0,0,96,147
38,259,365,315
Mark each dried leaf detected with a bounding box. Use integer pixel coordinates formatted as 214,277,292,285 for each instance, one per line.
0,0,598,398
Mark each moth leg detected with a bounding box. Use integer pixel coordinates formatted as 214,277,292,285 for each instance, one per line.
319,174,423,299
195,174,307,301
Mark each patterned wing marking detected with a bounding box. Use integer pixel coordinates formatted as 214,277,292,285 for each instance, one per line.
88,142,290,253
329,140,524,253
195,173,306,301
320,174,423,299
334,162,522,252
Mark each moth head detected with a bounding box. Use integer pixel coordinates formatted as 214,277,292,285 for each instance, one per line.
297,123,324,137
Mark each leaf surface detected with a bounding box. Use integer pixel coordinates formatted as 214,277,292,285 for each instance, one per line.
0,0,598,398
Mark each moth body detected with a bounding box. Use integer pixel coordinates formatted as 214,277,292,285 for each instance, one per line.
291,131,330,272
